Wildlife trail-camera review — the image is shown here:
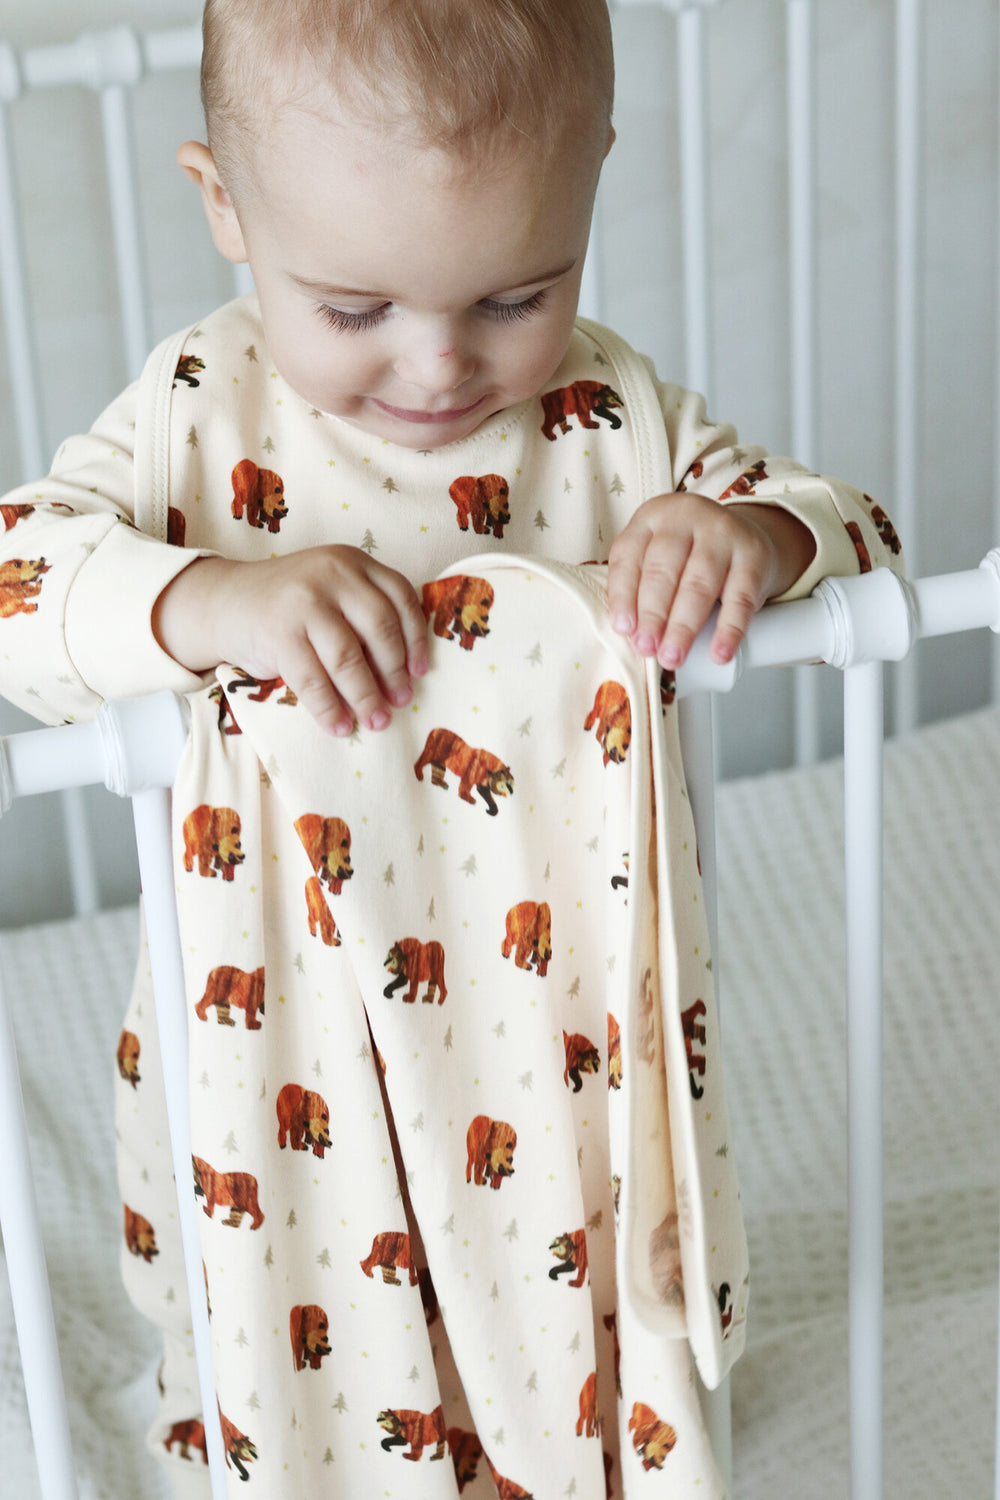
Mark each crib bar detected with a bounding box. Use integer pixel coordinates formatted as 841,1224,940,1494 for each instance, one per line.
676,5,714,407
141,22,201,74
993,14,1000,708
892,0,924,734
0,88,46,482
100,82,151,381
0,955,80,1500
843,661,885,1500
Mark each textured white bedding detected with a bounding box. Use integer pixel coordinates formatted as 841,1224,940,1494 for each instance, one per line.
1,705,998,1498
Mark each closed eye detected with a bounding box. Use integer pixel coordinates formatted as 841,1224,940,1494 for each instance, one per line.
316,286,550,334
479,289,548,324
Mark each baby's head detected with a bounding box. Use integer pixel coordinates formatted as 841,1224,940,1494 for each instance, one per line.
180,0,615,447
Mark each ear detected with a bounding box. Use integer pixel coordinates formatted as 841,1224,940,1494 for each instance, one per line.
176,140,248,263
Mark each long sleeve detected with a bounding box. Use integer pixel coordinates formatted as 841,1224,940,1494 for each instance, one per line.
649,365,905,597
0,382,213,726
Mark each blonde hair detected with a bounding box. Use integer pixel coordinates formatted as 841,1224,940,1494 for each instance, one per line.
201,0,614,191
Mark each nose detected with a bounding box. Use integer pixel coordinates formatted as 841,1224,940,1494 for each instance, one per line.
393,318,476,395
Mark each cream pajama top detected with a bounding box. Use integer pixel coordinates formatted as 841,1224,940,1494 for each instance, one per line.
0,298,902,1499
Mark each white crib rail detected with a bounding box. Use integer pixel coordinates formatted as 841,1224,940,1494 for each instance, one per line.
1,554,998,1500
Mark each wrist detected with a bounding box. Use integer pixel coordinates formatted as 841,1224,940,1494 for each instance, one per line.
152,554,235,672
730,502,816,597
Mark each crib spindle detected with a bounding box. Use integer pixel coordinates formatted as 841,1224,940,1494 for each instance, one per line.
674,3,714,410
0,47,46,483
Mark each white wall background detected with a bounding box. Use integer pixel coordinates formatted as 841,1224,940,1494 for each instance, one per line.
1,0,998,923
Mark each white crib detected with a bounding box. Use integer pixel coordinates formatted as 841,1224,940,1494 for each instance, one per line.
2,4,1000,1498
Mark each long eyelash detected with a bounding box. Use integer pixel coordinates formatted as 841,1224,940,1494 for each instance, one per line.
481,289,548,324
317,303,389,333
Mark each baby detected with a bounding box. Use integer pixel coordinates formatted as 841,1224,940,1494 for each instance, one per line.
0,2,903,1497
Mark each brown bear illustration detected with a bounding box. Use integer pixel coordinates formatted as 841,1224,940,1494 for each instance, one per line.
219,1405,257,1481
173,353,204,387
0,556,50,616
584,680,631,767
501,901,552,976
116,1029,140,1088
549,1229,588,1287
563,1030,600,1091
195,965,264,1029
182,805,244,881
1,503,34,530
376,1405,447,1461
226,666,298,706
276,1083,331,1157
466,1114,517,1189
422,574,494,649
163,1418,207,1464
290,1303,332,1370
681,998,708,1098
719,458,769,499
447,1427,483,1492
845,519,873,573
166,506,186,546
576,1370,599,1437
603,1309,622,1397
484,1456,535,1498
676,457,704,492
360,1230,420,1286
448,474,511,538
611,853,629,893
192,1157,265,1230
231,457,288,533
123,1205,158,1261
383,937,448,1004
414,728,514,816
628,1402,677,1470
607,1012,622,1090
649,1211,685,1308
863,493,902,555
209,682,241,736
304,875,340,945
540,380,623,440
294,813,353,893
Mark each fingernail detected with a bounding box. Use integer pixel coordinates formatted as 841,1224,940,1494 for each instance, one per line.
634,632,656,656
660,642,681,667
391,684,413,707
612,612,634,635
333,718,354,738
369,709,391,731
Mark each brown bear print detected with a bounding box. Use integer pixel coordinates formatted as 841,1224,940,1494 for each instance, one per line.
0,557,50,616
290,1303,332,1370
276,1083,331,1157
294,813,353,893
676,457,704,493
192,1157,265,1229
226,666,298,706
563,1030,600,1091
502,900,552,976
681,998,708,1098
584,680,631,767
541,380,623,441
360,1230,420,1286
422,574,494,650
173,354,205,387
166,507,186,547
628,1402,677,1471
123,1205,158,1261
116,1029,141,1088
376,1406,447,1461
466,1114,517,1189
863,493,902,555
231,457,288,533
611,853,629,893
1,503,34,530
182,805,245,881
484,1456,535,1498
548,1229,588,1287
603,1310,622,1397
219,1405,257,1481
304,875,340,945
576,1371,599,1437
414,728,514,816
845,520,873,573
163,1418,207,1464
607,1013,622,1090
447,1427,483,1492
383,937,447,1004
209,682,242,736
448,474,510,538
718,458,769,499
195,965,264,1029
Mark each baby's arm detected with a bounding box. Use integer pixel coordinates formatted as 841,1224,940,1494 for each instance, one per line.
153,549,429,737
608,377,904,671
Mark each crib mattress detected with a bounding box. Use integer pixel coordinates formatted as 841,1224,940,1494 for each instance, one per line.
1,705,998,1499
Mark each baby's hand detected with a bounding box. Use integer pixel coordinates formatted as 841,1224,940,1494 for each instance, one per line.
606,492,815,669
153,546,429,735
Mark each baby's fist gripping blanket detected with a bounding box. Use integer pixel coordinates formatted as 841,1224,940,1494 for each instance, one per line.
170,555,747,1500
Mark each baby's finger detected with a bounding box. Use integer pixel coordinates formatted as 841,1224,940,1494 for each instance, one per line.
652,547,727,668
308,611,395,732
367,565,431,687
606,524,651,636
709,558,768,665
277,634,358,737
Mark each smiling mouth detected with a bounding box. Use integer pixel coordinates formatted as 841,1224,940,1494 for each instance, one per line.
372,396,486,424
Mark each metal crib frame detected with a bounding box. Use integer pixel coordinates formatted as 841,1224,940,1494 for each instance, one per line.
1,555,998,1500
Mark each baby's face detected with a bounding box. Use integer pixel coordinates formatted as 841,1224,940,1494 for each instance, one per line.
231,100,605,448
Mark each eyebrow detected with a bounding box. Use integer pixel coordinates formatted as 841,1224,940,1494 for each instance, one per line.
288,260,577,300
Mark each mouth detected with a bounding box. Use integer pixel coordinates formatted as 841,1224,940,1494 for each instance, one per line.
372,396,486,425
